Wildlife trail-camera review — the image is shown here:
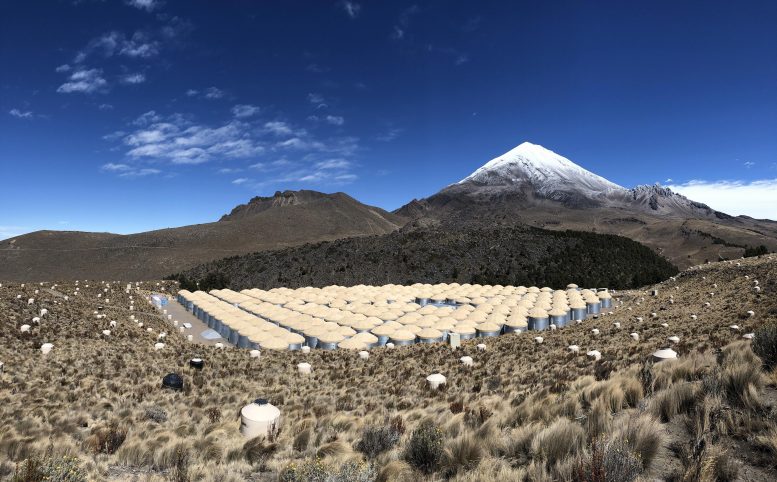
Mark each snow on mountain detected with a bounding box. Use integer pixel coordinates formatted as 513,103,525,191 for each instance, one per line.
457,141,625,197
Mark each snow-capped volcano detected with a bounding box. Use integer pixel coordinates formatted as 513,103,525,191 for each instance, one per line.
458,141,625,196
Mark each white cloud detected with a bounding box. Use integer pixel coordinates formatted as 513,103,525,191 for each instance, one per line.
218,168,243,174
99,103,114,110
73,30,161,63
186,89,199,97
101,163,132,172
57,68,107,94
454,54,469,66
231,104,260,118
340,1,361,18
55,64,71,73
264,121,293,136
744,161,755,168
391,5,419,40
121,72,146,84
325,115,344,126
667,179,777,221
204,87,224,99
376,127,402,142
126,0,161,11
9,109,33,119
316,158,351,170
119,113,265,165
100,163,160,178
232,178,250,185
307,92,327,108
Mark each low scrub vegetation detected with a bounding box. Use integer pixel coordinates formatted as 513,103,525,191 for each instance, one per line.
0,255,775,479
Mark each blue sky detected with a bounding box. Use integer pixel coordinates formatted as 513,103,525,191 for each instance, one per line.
1,0,776,239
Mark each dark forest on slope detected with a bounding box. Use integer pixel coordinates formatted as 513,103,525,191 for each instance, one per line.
169,225,679,291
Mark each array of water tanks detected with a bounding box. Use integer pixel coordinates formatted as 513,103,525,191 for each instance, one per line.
176,281,613,352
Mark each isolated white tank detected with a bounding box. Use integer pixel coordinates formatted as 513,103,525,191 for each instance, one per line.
652,348,678,363
630,332,640,341
20,324,31,333
154,342,165,350
358,350,369,360
301,346,310,354
298,362,312,374
240,399,281,439
568,345,580,353
460,356,473,366
40,343,54,354
249,349,261,358
587,350,602,361
426,373,446,390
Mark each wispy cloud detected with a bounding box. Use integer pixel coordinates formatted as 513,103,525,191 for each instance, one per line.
264,121,294,136
391,5,420,40
325,115,344,126
106,106,360,187
744,161,755,168
57,68,108,94
339,1,361,19
376,127,402,142
305,63,329,73
307,92,327,109
125,0,161,11
204,86,224,99
231,104,260,118
75,31,160,62
187,87,225,100
9,108,34,119
98,103,114,110
667,179,777,220
100,162,161,178
120,72,146,84
55,64,71,73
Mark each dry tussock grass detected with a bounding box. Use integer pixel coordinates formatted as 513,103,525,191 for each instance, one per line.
1,255,776,480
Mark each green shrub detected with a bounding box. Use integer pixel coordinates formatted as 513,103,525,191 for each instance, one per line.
753,322,777,370
404,420,444,474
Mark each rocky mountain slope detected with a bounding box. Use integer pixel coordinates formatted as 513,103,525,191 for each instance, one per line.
396,142,777,268
0,190,406,281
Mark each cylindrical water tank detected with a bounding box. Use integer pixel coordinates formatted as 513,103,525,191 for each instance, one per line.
598,292,612,309
652,348,678,363
426,373,446,390
240,399,281,439
189,358,204,370
586,300,601,316
389,329,416,346
570,301,587,321
527,309,549,331
417,328,444,344
476,322,501,337
452,324,476,340
548,307,569,328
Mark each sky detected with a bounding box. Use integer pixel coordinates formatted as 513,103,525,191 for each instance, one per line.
1,0,776,240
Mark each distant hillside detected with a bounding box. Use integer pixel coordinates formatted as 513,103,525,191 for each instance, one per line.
170,224,679,291
0,190,407,281
395,142,777,269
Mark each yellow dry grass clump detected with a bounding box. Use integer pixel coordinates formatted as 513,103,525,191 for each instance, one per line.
0,255,776,481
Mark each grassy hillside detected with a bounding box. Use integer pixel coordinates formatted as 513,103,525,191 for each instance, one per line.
170,225,679,292
1,256,775,480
